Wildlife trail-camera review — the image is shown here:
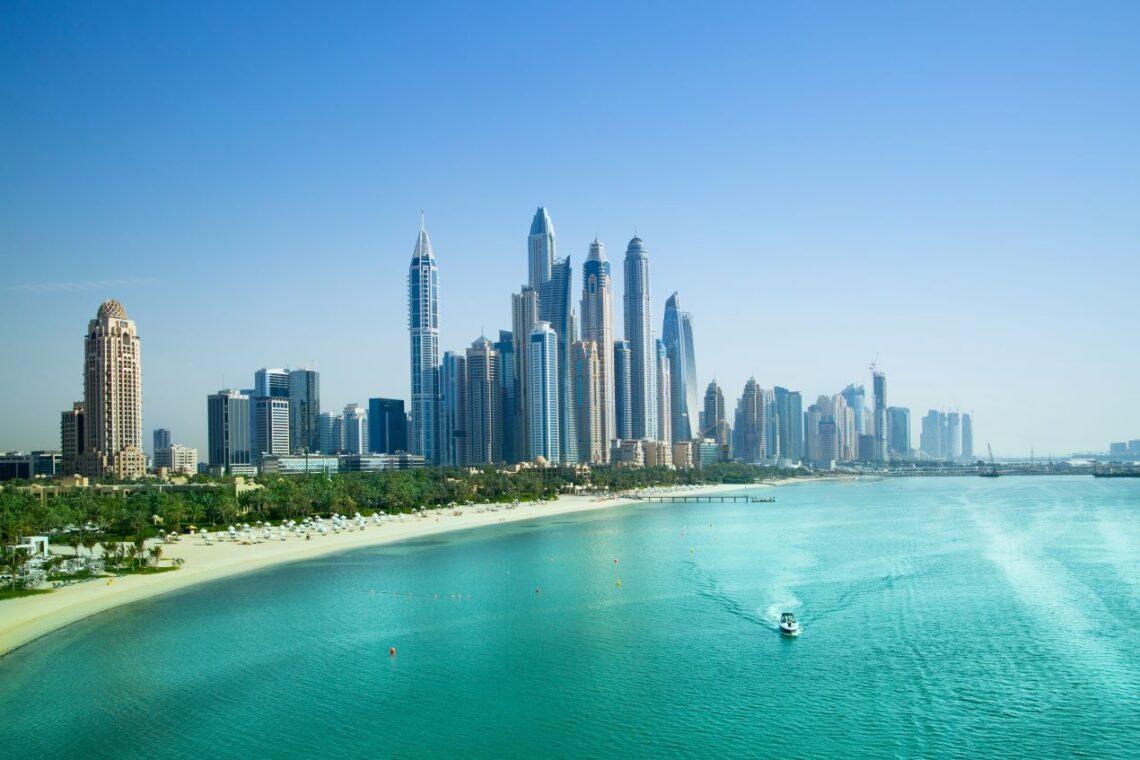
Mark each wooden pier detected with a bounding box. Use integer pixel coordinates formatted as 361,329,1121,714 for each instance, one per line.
632,494,775,503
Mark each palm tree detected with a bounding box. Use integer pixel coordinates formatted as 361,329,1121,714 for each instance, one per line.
100,539,120,571
82,534,98,558
132,536,146,570
149,545,163,568
4,547,30,591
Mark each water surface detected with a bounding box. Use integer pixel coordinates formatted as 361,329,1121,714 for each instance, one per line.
2,477,1137,757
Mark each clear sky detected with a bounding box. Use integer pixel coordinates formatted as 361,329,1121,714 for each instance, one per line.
2,1,1138,458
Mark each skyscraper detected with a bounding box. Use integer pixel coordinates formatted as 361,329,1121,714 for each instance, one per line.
946,412,962,461
961,413,974,460
465,337,501,465
701,380,729,447
409,218,441,463
623,236,656,439
207,389,251,473
839,384,867,436
288,368,320,454
580,239,615,454
254,368,290,399
527,322,560,462
367,398,408,455
254,396,290,463
541,256,576,463
318,411,342,454
773,387,804,463
60,402,85,475
888,406,911,459
528,206,555,291
613,340,633,440
79,299,146,479
342,404,368,456
495,330,518,463
511,287,539,462
733,378,765,464
920,410,944,459
440,351,468,466
662,292,698,442
571,340,604,464
655,338,672,447
872,369,888,462
153,428,171,453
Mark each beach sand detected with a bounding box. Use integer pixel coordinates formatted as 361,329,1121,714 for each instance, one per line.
0,482,765,657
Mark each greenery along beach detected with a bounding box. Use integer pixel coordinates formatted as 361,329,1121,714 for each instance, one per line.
0,465,784,654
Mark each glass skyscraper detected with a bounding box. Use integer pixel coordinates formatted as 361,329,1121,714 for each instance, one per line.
527,322,560,462
408,219,440,463
662,291,698,443
623,236,656,440
580,239,615,454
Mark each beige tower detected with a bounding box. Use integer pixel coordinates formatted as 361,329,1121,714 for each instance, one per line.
79,299,146,479
571,340,604,464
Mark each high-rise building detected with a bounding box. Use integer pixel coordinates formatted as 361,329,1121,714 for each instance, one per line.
663,292,699,443
153,428,171,454
580,239,615,456
701,380,730,447
367,398,408,455
207,389,251,473
465,337,501,465
655,338,672,445
623,236,656,440
773,387,804,464
409,219,441,463
527,322,560,462
342,403,368,456
872,369,888,462
832,392,857,461
528,206,555,291
946,412,962,461
495,330,518,463
155,444,198,475
254,396,290,463
888,407,911,459
733,378,765,464
288,369,320,454
79,299,145,479
613,340,633,440
318,411,343,455
571,340,604,464
920,410,944,459
961,413,974,460
541,256,576,463
839,384,867,436
511,287,539,463
60,402,85,475
254,368,290,399
440,351,468,466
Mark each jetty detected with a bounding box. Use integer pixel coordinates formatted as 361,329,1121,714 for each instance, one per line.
632,494,775,503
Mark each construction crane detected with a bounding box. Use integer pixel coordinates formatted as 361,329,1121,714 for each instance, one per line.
980,444,1000,478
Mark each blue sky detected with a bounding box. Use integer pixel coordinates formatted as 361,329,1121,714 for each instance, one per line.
2,1,1138,457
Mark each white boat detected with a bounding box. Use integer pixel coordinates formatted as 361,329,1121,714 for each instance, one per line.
779,612,801,637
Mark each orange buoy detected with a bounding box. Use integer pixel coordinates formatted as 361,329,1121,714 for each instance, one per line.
389,647,396,656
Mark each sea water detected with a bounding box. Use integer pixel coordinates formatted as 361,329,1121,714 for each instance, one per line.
1,477,1137,757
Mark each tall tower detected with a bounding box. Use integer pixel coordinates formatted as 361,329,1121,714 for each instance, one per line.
613,340,633,440
655,339,672,447
871,367,887,462
409,218,441,463
701,380,729,446
207,389,251,473
527,322,560,462
541,256,577,463
572,340,604,464
60,402,85,475
662,291,698,442
465,336,502,465
733,378,764,464
440,351,468,466
623,236,656,439
511,287,539,463
79,299,145,479
288,368,320,454
528,207,556,291
580,239,615,455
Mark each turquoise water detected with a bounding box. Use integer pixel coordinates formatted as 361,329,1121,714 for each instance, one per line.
1,477,1137,757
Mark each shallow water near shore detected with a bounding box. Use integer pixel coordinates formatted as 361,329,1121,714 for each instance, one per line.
2,477,1137,757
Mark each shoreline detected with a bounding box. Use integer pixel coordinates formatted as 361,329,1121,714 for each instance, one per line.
0,480,778,658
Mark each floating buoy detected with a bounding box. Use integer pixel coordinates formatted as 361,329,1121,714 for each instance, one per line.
616,580,622,587
389,647,396,656
613,558,619,564
535,587,541,594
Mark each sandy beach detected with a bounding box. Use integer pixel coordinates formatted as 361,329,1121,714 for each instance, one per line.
0,482,763,657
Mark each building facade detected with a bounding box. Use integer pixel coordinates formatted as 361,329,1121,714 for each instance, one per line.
623,236,656,440
440,351,468,466
79,299,146,479
612,340,633,441
367,398,408,455
571,340,604,464
408,220,441,463
207,389,251,473
465,337,502,465
527,322,560,462
60,402,85,475
662,292,698,443
342,403,368,456
580,239,615,456
288,368,320,454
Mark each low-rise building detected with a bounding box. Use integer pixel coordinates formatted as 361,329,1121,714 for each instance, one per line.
610,439,645,467
154,444,198,476
259,455,339,476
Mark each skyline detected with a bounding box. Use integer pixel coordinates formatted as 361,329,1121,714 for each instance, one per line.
3,3,1139,456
